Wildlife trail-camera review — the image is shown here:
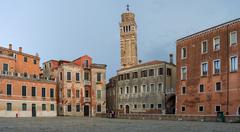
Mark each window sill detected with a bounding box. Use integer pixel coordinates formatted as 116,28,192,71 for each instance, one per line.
201,75,208,78
230,71,238,73
213,73,220,76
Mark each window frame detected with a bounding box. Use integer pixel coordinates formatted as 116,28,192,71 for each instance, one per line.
213,59,221,74
213,36,220,51
201,40,208,54
181,47,187,59
230,56,238,72
230,31,237,46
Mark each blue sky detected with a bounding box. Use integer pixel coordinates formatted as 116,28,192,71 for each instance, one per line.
0,0,239,79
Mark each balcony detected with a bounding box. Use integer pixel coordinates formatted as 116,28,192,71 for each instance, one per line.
84,97,91,103
84,80,91,86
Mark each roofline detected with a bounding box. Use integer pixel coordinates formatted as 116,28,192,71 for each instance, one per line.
0,46,40,59
177,18,240,43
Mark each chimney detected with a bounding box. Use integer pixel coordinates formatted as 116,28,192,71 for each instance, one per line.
19,47,22,53
9,44,12,50
169,54,173,64
36,53,39,57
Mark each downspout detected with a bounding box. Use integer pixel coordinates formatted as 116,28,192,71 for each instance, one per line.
226,26,229,115
164,63,167,114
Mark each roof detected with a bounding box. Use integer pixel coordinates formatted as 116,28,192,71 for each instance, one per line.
118,60,175,72
0,46,40,59
177,18,240,42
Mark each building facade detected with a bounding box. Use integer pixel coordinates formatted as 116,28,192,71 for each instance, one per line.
0,44,57,117
117,60,176,114
176,18,240,116
106,76,117,113
43,55,107,117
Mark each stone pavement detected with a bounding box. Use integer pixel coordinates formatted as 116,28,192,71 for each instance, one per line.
0,117,239,132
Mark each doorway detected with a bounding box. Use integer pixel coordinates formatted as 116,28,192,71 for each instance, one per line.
32,104,36,117
125,105,129,114
84,105,90,117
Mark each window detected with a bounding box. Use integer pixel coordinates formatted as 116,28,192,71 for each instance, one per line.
42,88,46,97
158,68,163,75
32,87,36,97
149,69,155,76
120,87,123,95
201,40,208,53
7,84,12,96
215,105,221,112
50,104,54,111
76,105,80,112
134,104,137,109
199,84,204,93
167,68,172,76
67,89,71,98
213,37,220,50
181,86,186,94
97,73,102,82
33,59,37,64
230,56,238,72
141,70,147,77
142,104,146,109
147,85,150,92
42,104,46,111
67,72,71,81
124,73,130,80
84,60,89,67
198,106,204,112
76,90,80,98
24,56,28,62
150,84,155,92
158,83,163,92
120,105,123,109
24,72,28,78
230,31,237,45
181,47,187,59
85,90,89,97
150,104,154,109
215,82,221,91
181,67,187,80
60,72,63,81
142,85,146,93
132,72,138,79
213,60,220,74
76,73,80,81
6,103,12,111
84,72,90,81
158,104,162,109
22,86,27,97
181,106,186,112
50,88,54,98
22,103,27,111
134,86,138,93
97,90,101,100
201,62,208,76
126,87,130,94
97,104,101,112
3,63,8,72
67,105,71,112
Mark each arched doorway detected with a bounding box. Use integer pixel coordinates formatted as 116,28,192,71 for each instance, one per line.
125,105,129,114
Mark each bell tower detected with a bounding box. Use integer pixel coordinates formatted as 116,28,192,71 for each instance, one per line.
120,5,138,68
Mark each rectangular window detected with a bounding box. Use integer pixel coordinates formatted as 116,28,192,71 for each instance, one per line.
134,104,137,109
7,84,12,96
132,72,138,79
213,60,220,74
84,60,89,68
230,31,237,45
67,89,71,98
181,106,186,112
50,104,55,111
3,63,8,72
84,72,90,81
181,67,187,80
134,86,138,93
76,105,80,112
181,86,186,94
22,86,27,97
67,72,71,81
215,105,221,112
42,88,46,98
97,104,101,112
230,56,238,72
167,68,171,76
76,90,80,98
142,85,146,93
141,70,147,77
32,87,36,97
199,84,204,93
124,73,130,80
158,68,163,75
198,106,204,112
150,104,154,109
76,73,80,81
42,104,46,111
181,47,187,59
158,104,162,109
6,103,12,111
142,104,146,109
22,103,27,111
97,90,101,100
50,88,54,98
201,40,208,53
150,84,155,92
215,82,221,91
60,72,63,80
120,87,123,95
213,37,220,50
24,56,28,62
126,87,130,94
158,83,163,92
33,59,37,64
201,62,208,76
67,105,71,112
149,69,155,76
97,73,102,82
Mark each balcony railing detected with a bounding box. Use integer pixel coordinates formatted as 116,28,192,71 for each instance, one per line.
84,80,91,86
84,97,91,103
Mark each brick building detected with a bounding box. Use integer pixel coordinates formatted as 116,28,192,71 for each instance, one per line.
176,18,240,116
106,76,117,113
0,44,57,117
43,55,107,117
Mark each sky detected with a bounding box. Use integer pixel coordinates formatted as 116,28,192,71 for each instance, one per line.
0,0,239,80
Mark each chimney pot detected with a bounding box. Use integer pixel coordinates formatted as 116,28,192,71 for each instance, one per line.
19,47,22,53
9,44,12,50
169,54,173,64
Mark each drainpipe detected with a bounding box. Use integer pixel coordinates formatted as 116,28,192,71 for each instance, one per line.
226,26,229,115
164,63,167,114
